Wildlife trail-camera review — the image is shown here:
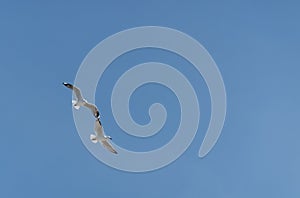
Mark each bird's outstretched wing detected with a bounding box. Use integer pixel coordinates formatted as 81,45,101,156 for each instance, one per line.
94,118,104,137
94,118,117,154
63,82,83,101
101,140,118,154
84,102,100,118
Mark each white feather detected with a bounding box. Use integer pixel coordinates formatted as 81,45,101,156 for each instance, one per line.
90,134,98,143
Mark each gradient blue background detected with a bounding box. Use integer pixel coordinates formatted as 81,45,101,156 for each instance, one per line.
1,1,299,197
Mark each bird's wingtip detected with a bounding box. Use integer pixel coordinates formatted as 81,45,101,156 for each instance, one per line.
63,82,73,88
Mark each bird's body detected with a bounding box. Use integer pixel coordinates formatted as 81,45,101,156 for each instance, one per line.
63,82,117,154
63,82,99,118
90,118,118,154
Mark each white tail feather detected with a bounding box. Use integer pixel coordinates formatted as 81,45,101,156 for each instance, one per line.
90,134,98,143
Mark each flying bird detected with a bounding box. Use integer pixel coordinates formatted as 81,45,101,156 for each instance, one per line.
90,118,118,154
63,82,99,118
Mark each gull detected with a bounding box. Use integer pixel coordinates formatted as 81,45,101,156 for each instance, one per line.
90,118,118,154
63,82,99,118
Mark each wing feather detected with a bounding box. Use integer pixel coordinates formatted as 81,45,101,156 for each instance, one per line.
84,102,99,117
101,140,118,154
72,86,83,101
63,82,83,101
94,118,104,137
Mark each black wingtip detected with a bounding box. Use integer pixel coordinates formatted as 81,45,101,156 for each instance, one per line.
63,82,73,89
96,117,102,126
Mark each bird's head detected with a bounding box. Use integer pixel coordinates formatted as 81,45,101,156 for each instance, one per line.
90,134,98,143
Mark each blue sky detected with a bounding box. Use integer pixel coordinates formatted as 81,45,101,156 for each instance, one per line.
1,0,300,197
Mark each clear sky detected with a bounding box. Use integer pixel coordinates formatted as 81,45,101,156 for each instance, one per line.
1,1,300,197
